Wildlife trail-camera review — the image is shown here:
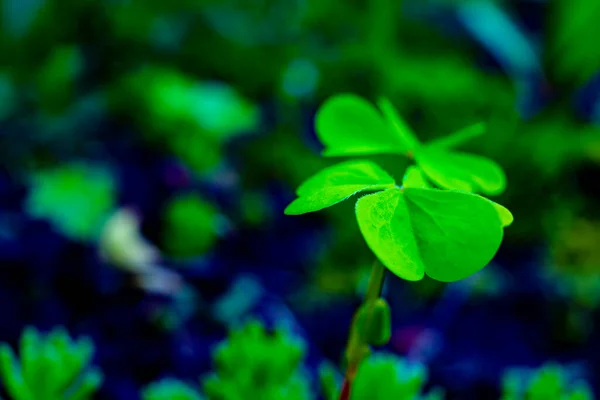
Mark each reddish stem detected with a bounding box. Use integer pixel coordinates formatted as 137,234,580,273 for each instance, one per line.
339,377,351,400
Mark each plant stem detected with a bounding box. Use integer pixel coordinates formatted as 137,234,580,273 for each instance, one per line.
339,260,387,400
365,259,386,302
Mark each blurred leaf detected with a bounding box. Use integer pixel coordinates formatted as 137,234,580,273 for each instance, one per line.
356,188,505,282
25,164,116,241
546,0,600,87
285,160,395,215
190,81,259,140
36,45,82,114
202,320,311,400
350,353,443,400
315,94,410,157
417,148,506,195
318,362,340,400
0,327,102,400
162,194,219,259
142,379,204,400
501,363,594,400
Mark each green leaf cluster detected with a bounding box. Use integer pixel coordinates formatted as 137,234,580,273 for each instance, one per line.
350,353,444,400
285,94,513,282
501,363,595,400
142,320,313,400
0,327,103,400
203,320,312,400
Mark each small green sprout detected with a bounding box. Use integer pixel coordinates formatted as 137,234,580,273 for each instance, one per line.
501,362,595,400
0,326,103,400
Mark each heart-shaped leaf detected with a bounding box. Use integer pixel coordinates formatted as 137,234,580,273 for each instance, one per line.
416,148,506,195
356,188,505,282
315,94,410,156
285,160,395,215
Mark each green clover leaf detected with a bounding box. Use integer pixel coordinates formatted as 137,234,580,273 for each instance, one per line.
314,94,507,196
284,160,396,215
315,94,413,156
355,187,509,282
416,148,507,196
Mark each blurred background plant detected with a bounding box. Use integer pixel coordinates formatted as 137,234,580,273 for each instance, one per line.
0,327,103,400
0,0,599,398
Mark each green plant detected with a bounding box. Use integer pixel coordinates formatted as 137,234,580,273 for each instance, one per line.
501,362,595,400
284,94,513,396
141,319,313,400
203,320,312,400
318,353,444,400
350,353,444,400
0,326,103,400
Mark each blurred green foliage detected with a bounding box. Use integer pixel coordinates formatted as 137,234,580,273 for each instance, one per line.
0,327,103,400
142,319,312,400
25,163,116,241
545,0,600,88
203,320,312,400
501,363,595,400
35,45,82,114
350,353,444,400
110,67,259,175
161,194,219,259
142,379,204,400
